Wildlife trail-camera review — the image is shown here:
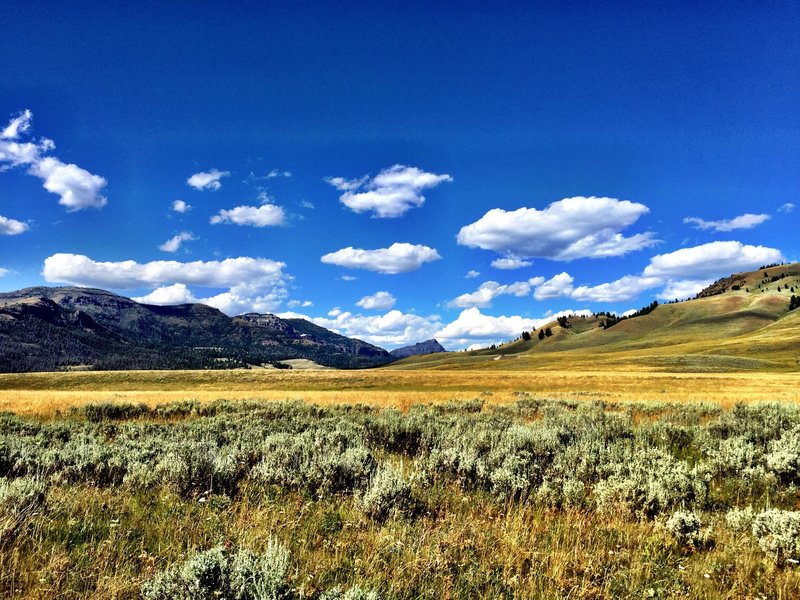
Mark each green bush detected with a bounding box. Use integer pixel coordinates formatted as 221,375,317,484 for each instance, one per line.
752,509,800,565
358,463,413,522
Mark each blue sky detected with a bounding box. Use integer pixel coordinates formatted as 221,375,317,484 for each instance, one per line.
1,1,798,349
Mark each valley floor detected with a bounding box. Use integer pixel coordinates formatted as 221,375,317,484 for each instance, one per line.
0,368,798,416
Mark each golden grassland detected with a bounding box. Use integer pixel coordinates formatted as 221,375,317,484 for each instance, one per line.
0,367,798,415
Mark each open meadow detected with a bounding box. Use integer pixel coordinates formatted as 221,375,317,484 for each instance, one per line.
1,367,799,599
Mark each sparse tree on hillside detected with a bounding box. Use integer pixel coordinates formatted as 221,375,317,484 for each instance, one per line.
538,330,545,340
522,331,531,341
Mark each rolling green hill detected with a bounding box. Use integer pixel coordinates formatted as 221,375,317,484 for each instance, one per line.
391,263,800,372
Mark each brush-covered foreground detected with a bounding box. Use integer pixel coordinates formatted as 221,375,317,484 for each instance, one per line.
2,397,800,599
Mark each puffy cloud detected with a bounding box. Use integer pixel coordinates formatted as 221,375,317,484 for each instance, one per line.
491,257,532,270
42,253,289,315
0,110,107,210
457,196,655,261
450,277,545,309
1,109,32,139
533,272,574,300
356,291,397,310
340,275,357,281
267,169,292,178
187,169,229,191
327,164,452,218
435,307,592,348
465,270,480,279
0,215,29,235
778,203,795,214
683,213,770,232
28,157,108,211
570,275,663,303
158,232,195,253
321,242,441,274
643,241,783,280
281,309,442,348
210,204,286,227
658,279,715,301
133,283,197,305
0,267,8,277
172,200,191,213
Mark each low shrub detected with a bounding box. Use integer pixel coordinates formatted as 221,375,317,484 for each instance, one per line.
751,509,800,565
358,463,413,522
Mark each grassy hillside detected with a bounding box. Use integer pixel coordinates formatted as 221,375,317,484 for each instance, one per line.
393,263,800,372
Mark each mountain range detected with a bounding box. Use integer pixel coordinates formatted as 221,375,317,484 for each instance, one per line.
0,287,394,372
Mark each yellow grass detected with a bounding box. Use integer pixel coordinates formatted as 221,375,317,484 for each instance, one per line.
1,368,798,415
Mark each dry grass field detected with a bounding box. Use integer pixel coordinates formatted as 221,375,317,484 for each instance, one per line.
0,367,798,416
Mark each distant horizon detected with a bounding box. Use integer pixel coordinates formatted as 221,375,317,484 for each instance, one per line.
1,1,797,350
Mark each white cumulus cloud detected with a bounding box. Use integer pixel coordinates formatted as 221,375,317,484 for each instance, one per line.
465,270,480,279
0,215,29,235
187,169,229,191
0,110,107,211
42,253,290,315
321,242,441,274
435,307,592,348
0,267,8,278
210,204,286,227
326,164,452,218
457,196,655,261
356,291,397,310
643,241,784,280
134,283,198,305
658,279,716,301
683,213,770,232
570,275,663,303
778,203,795,214
281,309,442,348
450,277,545,309
533,272,575,300
159,232,195,253
172,200,191,213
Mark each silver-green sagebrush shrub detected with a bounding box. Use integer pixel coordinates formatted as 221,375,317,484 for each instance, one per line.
253,428,375,496
666,510,709,549
725,506,756,533
141,541,291,600
319,585,379,600
765,425,800,484
751,509,800,565
593,448,707,518
358,463,413,522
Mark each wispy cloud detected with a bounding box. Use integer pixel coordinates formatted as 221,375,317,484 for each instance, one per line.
158,232,195,253
683,213,770,232
778,203,795,214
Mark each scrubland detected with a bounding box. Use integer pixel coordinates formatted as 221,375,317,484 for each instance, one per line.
2,394,800,598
